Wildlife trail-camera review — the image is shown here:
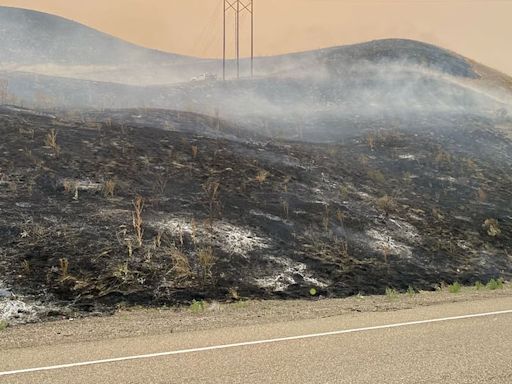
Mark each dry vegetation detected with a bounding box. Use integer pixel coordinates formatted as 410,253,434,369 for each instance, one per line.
376,195,397,214
102,179,116,198
44,128,60,157
132,195,144,247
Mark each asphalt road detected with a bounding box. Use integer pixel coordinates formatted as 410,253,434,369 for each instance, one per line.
1,297,511,383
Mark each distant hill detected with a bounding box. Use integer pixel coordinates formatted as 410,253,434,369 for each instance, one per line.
0,6,215,84
0,7,501,84
254,39,479,79
0,6,186,66
0,6,511,141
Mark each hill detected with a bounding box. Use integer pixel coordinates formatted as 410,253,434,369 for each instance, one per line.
0,7,510,140
0,106,511,322
0,6,214,84
0,6,187,66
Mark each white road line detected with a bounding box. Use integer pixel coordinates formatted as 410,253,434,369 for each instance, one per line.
1,309,511,377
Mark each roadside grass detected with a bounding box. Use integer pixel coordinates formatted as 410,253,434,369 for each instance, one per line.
0,320,8,331
103,280,511,330
385,287,398,300
355,292,365,300
448,282,461,294
189,299,206,313
487,278,504,290
186,279,507,313
179,279,509,318
387,279,507,300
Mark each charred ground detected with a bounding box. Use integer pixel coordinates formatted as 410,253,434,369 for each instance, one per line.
0,106,511,319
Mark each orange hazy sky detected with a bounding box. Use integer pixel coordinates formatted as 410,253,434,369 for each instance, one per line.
1,0,511,75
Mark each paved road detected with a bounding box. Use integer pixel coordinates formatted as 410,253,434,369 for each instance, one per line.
1,297,511,383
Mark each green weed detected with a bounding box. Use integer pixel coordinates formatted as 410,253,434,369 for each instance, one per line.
189,299,206,313
448,282,461,293
475,281,484,290
487,278,504,290
385,287,398,299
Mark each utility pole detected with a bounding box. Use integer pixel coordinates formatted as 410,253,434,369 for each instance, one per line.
223,2,226,81
223,0,254,80
236,0,240,79
251,0,254,77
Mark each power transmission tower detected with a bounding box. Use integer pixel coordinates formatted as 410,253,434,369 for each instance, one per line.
223,0,254,80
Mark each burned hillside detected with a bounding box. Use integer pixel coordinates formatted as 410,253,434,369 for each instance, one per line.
0,106,511,320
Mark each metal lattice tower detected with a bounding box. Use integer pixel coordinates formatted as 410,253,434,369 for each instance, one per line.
223,0,254,80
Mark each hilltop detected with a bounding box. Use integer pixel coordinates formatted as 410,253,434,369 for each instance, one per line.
0,6,186,66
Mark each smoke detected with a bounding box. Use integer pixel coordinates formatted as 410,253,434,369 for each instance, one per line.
4,51,511,143
1,9,511,143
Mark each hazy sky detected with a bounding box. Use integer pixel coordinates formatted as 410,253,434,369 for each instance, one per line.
1,0,511,75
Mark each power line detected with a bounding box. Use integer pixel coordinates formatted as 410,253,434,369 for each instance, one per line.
193,2,221,56
197,1,223,57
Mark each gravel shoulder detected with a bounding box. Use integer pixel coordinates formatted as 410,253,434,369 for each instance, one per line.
1,285,511,351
